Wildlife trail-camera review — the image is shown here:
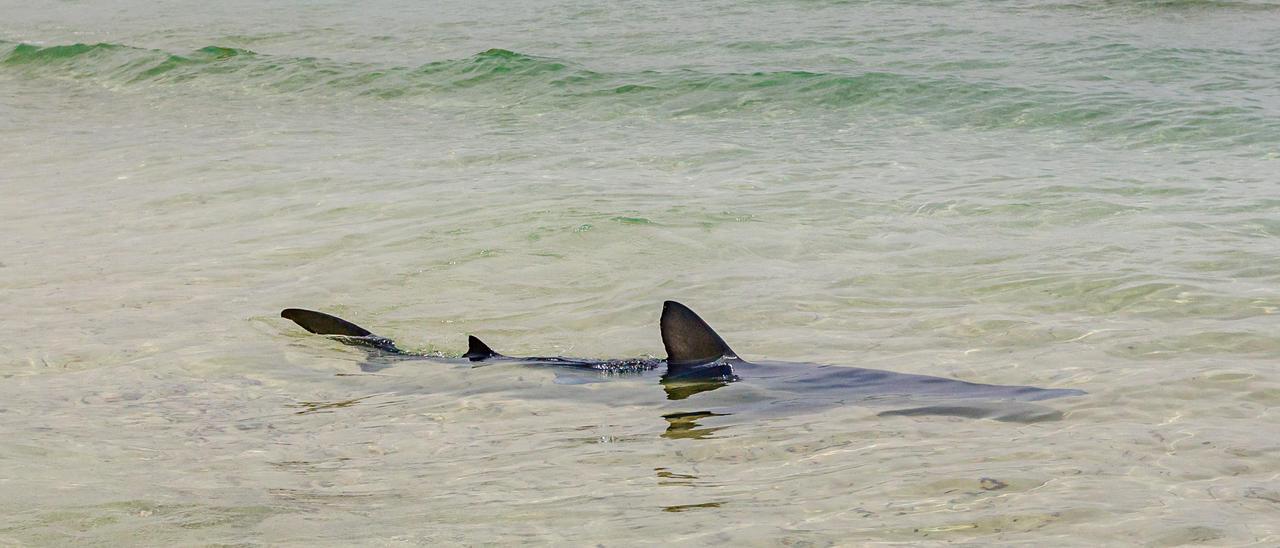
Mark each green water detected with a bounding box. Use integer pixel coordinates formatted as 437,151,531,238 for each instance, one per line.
1,0,1278,544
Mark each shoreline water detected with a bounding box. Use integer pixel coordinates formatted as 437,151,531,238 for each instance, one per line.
2,0,1278,544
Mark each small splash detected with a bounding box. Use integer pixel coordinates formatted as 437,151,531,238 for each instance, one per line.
588,358,663,373
979,477,1009,491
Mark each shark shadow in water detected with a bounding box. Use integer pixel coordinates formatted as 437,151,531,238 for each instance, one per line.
280,301,1085,424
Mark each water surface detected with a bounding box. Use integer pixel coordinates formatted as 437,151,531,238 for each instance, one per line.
2,0,1278,544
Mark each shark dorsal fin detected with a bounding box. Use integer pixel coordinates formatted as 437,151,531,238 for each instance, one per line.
281,308,374,337
661,301,737,365
464,335,500,361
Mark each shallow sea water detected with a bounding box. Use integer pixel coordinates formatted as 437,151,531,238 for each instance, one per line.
2,0,1278,545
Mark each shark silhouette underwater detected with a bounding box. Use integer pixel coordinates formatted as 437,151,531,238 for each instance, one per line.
280,301,1085,423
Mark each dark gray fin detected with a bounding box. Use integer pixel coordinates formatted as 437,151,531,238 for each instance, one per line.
464,335,501,361
280,308,401,353
281,308,374,337
660,301,737,365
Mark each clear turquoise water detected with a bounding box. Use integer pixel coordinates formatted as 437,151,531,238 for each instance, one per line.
1,1,1278,544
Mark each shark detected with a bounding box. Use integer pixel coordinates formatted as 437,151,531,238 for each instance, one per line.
280,301,1085,425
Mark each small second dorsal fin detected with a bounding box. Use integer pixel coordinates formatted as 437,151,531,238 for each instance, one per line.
660,301,737,365
464,335,501,361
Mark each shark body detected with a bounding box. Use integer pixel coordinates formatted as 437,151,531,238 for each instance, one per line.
281,301,1084,423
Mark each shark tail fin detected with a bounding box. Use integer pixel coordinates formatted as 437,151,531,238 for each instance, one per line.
660,301,737,365
282,308,374,336
281,308,401,353
464,335,501,361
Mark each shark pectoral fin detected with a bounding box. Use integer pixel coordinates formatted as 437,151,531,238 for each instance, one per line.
661,301,737,364
464,335,501,361
878,402,1065,423
280,308,401,353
